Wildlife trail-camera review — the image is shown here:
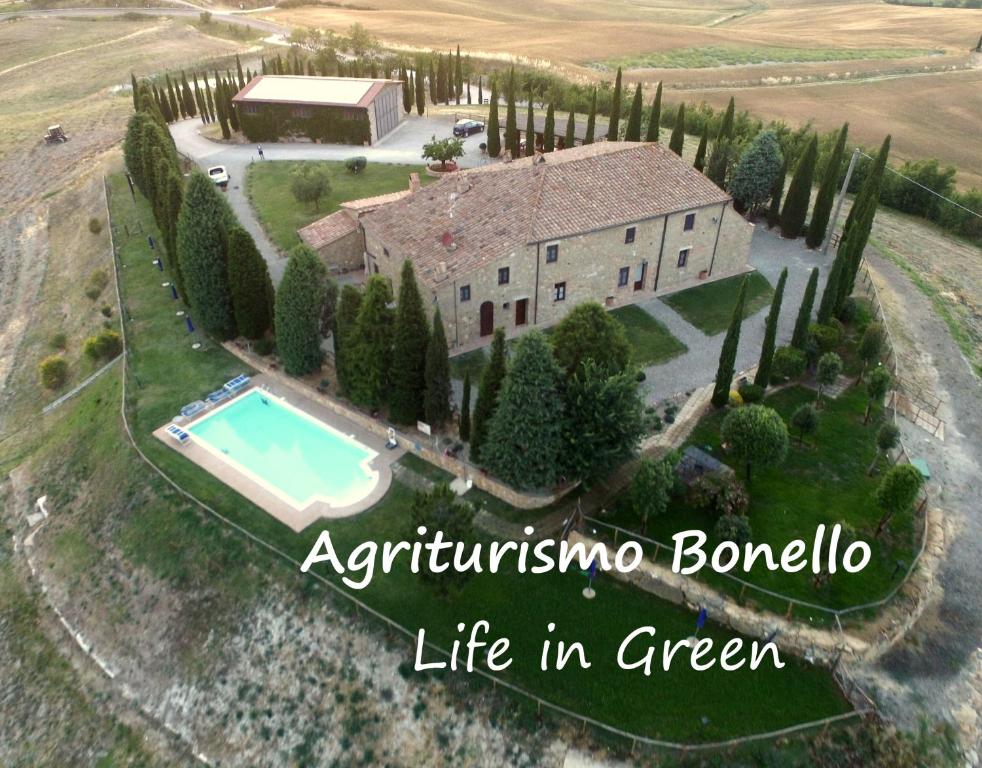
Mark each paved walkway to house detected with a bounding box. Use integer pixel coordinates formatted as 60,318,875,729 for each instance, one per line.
638,225,834,403
170,115,492,283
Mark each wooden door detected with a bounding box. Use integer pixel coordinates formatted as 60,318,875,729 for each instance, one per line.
515,298,528,326
480,301,494,336
634,261,647,291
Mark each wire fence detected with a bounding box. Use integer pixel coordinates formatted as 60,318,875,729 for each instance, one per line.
100,175,873,754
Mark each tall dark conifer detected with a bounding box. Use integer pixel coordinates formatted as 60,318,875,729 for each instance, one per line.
524,91,535,156
459,370,471,441
644,81,662,142
423,307,452,427
780,135,818,238
563,110,575,150
389,261,430,424
754,268,787,388
791,267,819,350
606,67,622,141
470,328,506,463
543,103,556,152
806,123,849,248
668,103,685,156
711,277,748,407
486,79,501,157
505,70,518,158
625,83,643,141
584,88,597,145
693,124,709,171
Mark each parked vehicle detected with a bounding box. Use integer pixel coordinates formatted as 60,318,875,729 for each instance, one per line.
453,119,484,137
207,165,230,186
43,124,69,144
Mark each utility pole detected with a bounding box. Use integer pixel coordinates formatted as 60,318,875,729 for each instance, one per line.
823,147,861,256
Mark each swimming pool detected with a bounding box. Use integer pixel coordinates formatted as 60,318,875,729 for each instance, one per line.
187,389,379,510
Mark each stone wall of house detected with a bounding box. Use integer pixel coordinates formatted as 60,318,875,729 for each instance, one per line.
315,228,365,272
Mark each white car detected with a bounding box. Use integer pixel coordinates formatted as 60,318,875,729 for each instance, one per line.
207,165,230,187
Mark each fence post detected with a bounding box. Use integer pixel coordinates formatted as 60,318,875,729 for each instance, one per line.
652,543,660,562
786,601,794,620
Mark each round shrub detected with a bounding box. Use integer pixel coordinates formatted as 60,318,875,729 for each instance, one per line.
345,156,367,174
690,472,749,518
771,346,806,383
714,514,752,547
100,304,113,318
809,322,841,352
836,297,858,325
728,389,743,407
83,329,122,361
88,217,103,234
49,332,67,350
38,355,68,390
253,336,275,356
738,382,764,404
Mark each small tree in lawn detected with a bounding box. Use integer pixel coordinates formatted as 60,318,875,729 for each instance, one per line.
869,422,900,475
349,275,394,410
858,321,886,379
550,301,630,375
779,135,818,238
791,267,819,350
459,370,471,441
668,103,685,156
865,366,892,424
815,351,843,405
789,402,819,446
621,453,677,535
389,260,429,424
227,225,274,340
711,276,748,407
38,356,69,390
409,484,475,597
469,328,506,463
721,404,789,483
274,244,327,376
422,135,464,170
875,464,923,537
728,130,783,219
754,267,787,388
423,306,452,428
482,331,566,490
290,163,331,211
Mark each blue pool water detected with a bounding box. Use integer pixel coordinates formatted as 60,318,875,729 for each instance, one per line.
188,389,377,508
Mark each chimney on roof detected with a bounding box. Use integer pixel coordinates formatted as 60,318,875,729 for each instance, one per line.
409,172,421,193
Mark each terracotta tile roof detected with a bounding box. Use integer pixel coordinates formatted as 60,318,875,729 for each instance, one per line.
341,189,412,214
298,210,359,250
359,142,731,289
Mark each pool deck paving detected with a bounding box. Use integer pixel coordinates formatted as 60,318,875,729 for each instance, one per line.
154,379,403,532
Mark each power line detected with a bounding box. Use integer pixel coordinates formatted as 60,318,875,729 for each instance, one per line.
858,150,981,219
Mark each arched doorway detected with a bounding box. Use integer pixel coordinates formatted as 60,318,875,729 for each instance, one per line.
479,301,494,336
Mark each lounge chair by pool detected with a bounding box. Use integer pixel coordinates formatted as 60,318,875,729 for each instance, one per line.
180,400,207,418
223,374,251,393
206,389,230,404
166,424,190,445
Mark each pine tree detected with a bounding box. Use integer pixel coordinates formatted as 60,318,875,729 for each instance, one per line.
711,276,748,407
584,88,597,145
766,154,787,229
424,306,452,427
668,103,685,156
606,67,622,141
275,245,327,376
644,81,662,142
543,103,555,152
483,332,566,490
754,267,787,388
728,129,783,217
334,285,363,397
486,79,501,157
791,267,819,350
780,134,818,238
349,275,395,410
806,123,848,249
693,123,709,171
505,71,518,158
415,64,425,115
176,171,236,338
625,83,643,141
227,225,274,339
524,91,535,156
470,328,506,463
563,110,575,150
459,370,471,441
389,261,430,424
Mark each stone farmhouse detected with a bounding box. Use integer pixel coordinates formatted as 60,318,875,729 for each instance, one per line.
300,142,754,351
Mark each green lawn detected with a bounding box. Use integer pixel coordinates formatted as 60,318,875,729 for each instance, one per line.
106,173,851,742
605,384,919,617
448,304,685,381
246,160,432,252
661,272,773,335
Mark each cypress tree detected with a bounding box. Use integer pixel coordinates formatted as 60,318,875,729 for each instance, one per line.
436,55,447,104
482,332,566,490
176,171,236,338
486,79,501,157
459,370,471,441
389,260,430,424
644,81,662,142
584,88,597,145
505,71,518,158
711,276,748,407
668,103,685,156
543,103,555,152
227,225,274,339
369,59,377,79
156,85,174,123
162,168,186,299
165,75,181,119
754,267,787,388
181,73,196,118
466,77,472,105
225,78,240,132
718,97,735,139
791,267,819,350
477,77,483,105
606,67,622,141
349,275,395,411
334,285,363,397
563,110,575,150
428,59,436,102
524,91,535,156
236,54,245,90
706,96,736,186
625,83,643,141
424,307,452,427
693,123,709,171
407,69,416,112
130,73,139,112
192,76,206,123
470,328,506,463
780,134,818,238
275,245,327,376
806,123,849,249
213,76,230,139
261,57,267,75
454,45,463,103
766,154,787,228
204,77,217,123
817,251,845,325
415,64,425,115
401,64,412,113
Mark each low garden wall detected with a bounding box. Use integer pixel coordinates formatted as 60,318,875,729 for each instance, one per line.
222,343,570,510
